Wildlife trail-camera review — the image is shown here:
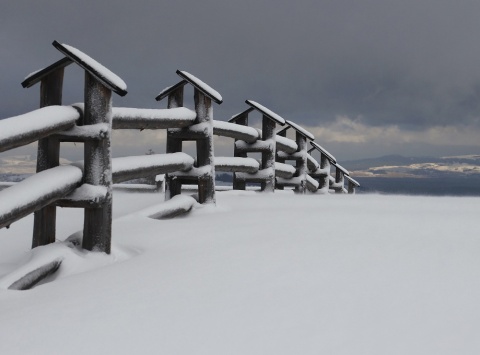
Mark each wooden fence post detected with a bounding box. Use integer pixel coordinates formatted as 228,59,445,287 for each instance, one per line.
232,110,250,190
334,166,344,194
348,180,355,194
346,176,360,194
319,154,331,191
31,68,64,248
294,131,307,194
194,88,216,203
261,114,276,192
275,127,287,190
165,85,184,200
82,72,113,253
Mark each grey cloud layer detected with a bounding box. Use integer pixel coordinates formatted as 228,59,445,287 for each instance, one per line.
2,0,480,158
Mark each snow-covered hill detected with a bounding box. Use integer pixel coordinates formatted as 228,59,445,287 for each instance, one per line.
0,154,71,175
346,154,480,177
0,190,479,354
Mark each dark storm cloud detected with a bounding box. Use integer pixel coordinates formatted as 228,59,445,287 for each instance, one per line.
2,0,480,146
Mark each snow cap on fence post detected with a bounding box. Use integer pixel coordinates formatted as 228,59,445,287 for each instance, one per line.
52,41,127,97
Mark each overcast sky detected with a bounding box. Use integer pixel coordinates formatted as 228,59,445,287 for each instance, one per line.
2,0,480,160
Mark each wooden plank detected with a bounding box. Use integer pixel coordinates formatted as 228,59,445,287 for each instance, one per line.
21,57,73,89
155,80,187,102
176,70,223,104
245,100,286,125
52,41,127,97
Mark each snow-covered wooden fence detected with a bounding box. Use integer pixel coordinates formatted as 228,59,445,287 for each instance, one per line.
0,41,360,263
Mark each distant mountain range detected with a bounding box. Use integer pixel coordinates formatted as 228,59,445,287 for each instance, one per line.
343,154,480,178
2,153,480,178
0,155,72,183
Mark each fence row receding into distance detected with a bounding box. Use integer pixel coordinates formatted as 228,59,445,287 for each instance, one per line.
0,41,360,263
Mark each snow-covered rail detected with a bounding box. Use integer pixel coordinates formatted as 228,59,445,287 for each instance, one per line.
0,165,83,229
214,157,259,174
111,153,195,183
212,120,259,143
0,106,79,153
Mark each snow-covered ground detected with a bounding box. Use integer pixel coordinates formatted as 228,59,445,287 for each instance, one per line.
0,190,479,354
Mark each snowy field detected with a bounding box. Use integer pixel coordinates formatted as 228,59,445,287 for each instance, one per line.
0,190,479,354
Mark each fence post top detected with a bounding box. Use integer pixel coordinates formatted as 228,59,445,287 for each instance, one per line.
21,57,73,89
345,175,360,187
331,161,349,176
52,41,128,97
244,100,286,126
176,70,223,104
285,120,315,141
155,80,187,102
228,107,255,123
310,141,337,164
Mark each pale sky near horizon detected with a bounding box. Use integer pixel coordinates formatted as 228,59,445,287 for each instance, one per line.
2,0,480,161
